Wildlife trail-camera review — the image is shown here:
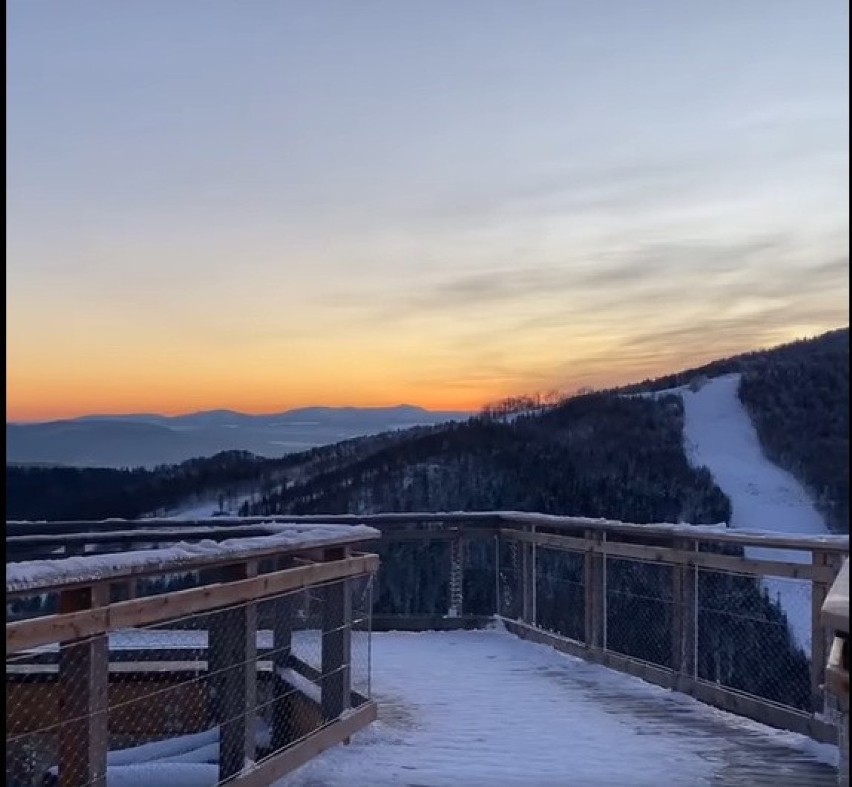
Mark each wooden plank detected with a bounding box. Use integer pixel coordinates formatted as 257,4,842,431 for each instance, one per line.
9,511,846,553
689,681,837,745
321,548,352,723
502,528,839,582
271,557,297,750
6,531,379,596
57,585,109,787
221,701,377,787
672,539,697,690
382,526,498,543
584,530,605,650
499,617,838,745
365,614,493,632
495,512,850,552
7,554,379,653
810,550,831,713
448,534,466,617
285,653,368,708
503,528,589,552
210,562,258,781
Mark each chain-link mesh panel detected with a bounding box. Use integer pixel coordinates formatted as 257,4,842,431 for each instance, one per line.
373,539,450,615
496,537,522,620
462,537,497,616
605,557,674,668
6,574,373,787
696,567,812,711
534,547,585,642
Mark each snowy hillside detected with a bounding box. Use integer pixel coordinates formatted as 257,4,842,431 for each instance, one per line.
653,374,829,652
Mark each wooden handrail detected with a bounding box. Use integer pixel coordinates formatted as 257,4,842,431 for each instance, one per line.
6,526,379,596
6,553,379,653
8,512,848,551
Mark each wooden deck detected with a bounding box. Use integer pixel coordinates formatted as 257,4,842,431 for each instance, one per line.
275,629,838,787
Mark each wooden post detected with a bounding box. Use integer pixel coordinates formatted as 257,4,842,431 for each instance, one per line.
672,539,697,691
810,550,832,712
520,531,535,625
321,548,352,723
58,584,109,787
210,561,258,782
448,532,465,618
584,530,605,650
271,557,296,751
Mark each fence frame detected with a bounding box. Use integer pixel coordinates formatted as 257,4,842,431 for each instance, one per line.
6,530,380,787
7,512,850,770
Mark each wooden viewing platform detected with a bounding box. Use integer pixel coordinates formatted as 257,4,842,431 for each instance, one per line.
6,513,850,786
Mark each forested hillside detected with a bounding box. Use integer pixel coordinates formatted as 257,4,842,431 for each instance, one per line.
8,328,846,532
241,393,731,526
738,331,849,532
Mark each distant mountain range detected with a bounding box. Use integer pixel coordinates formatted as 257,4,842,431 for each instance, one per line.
6,405,470,468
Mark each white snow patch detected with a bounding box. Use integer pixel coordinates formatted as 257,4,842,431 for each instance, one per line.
278,667,322,704
6,524,379,592
274,630,837,787
651,373,830,652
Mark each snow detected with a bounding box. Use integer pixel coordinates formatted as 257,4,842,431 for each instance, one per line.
104,763,218,787
656,373,831,652
273,629,837,787
45,721,273,786
6,524,379,592
278,666,322,704
163,491,257,521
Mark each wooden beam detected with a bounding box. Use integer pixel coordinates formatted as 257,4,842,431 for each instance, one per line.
321,548,352,723
501,528,839,582
810,550,831,713
220,701,377,787
584,530,605,650
57,585,109,787
671,539,697,690
210,562,258,782
6,531,379,596
271,557,297,751
499,617,838,745
7,554,379,654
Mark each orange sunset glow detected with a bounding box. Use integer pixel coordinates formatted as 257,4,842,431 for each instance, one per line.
7,2,849,424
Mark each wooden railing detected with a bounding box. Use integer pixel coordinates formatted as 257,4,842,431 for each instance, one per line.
6,525,380,787
7,513,850,767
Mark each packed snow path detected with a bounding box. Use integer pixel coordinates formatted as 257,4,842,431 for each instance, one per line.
674,373,830,652
277,629,836,787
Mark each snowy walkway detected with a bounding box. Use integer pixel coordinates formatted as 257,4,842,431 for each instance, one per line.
674,374,829,652
277,629,837,787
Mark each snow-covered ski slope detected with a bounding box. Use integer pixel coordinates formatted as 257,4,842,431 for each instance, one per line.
656,373,830,653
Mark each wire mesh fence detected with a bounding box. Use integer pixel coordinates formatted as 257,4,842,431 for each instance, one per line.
696,567,813,711
6,573,374,787
534,547,585,643
496,537,521,620
605,557,674,669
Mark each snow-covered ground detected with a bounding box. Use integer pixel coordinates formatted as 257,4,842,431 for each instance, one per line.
160,491,257,520
276,628,836,787
17,630,838,785
662,374,830,652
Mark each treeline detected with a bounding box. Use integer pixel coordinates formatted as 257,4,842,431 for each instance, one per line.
738,335,849,532
241,393,731,525
6,451,276,520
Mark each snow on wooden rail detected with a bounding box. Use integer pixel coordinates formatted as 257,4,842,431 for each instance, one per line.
6,523,380,594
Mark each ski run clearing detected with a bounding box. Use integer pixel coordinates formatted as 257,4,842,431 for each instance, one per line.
647,373,830,653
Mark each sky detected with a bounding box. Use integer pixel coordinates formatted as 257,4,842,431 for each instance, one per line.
6,1,849,422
